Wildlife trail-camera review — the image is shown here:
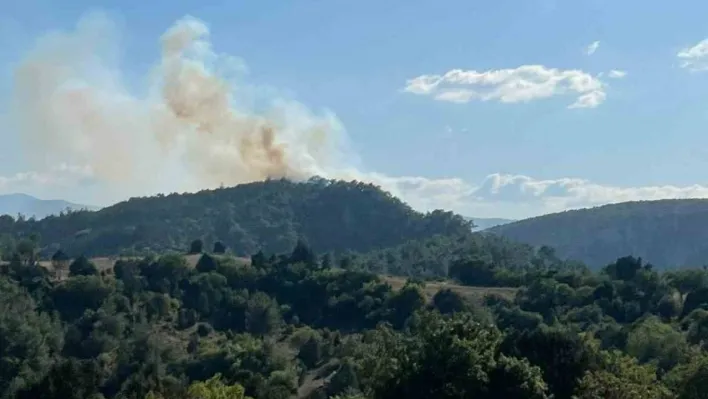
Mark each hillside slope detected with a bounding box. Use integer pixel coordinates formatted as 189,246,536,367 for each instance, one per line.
467,217,516,231
0,193,97,219
0,178,471,257
489,199,708,268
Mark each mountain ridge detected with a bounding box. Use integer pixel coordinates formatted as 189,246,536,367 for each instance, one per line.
0,193,98,219
0,179,472,258
488,198,708,267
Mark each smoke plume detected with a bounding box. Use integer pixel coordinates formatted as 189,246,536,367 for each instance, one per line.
9,12,355,202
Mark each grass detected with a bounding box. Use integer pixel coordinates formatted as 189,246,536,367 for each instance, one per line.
29,254,517,303
382,275,517,303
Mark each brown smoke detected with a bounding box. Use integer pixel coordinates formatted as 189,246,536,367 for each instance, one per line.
9,13,342,199
6,12,458,214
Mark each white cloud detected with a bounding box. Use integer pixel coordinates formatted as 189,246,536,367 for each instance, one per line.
352,172,708,219
608,69,627,79
585,41,600,55
404,65,610,109
0,164,93,193
678,38,708,71
4,165,708,220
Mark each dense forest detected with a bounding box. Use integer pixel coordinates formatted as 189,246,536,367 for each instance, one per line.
5,233,708,398
7,180,708,398
0,179,471,258
490,198,708,268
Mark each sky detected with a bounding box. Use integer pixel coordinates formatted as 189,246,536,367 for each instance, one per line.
3,0,708,220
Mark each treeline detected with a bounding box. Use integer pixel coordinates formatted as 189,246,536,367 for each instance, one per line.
5,238,708,398
0,178,472,258
489,198,708,267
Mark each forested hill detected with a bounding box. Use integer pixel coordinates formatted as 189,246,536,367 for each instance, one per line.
0,178,472,258
489,198,708,268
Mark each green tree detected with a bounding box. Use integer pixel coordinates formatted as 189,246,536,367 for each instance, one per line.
189,239,204,254
0,277,63,397
69,255,99,277
196,253,218,273
575,350,672,399
500,326,596,399
298,336,323,368
358,311,548,399
245,292,281,336
213,241,227,254
187,373,251,399
625,316,690,371
431,288,468,314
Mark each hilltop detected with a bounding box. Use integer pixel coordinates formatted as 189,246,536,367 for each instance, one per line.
0,178,471,258
0,193,97,219
489,198,708,268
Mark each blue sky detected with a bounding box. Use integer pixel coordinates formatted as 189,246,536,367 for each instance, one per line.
3,0,708,219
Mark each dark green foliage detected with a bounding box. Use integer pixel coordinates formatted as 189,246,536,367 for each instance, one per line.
356,311,548,399
189,239,204,254
196,253,217,273
51,249,69,263
490,199,708,268
290,239,316,266
0,179,472,258
431,288,468,314
298,336,323,368
0,277,62,397
4,197,708,399
15,358,103,399
500,327,597,399
326,359,359,397
69,255,99,276
213,241,226,254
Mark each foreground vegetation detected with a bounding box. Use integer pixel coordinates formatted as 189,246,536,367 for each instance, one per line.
4,233,708,399
6,180,708,398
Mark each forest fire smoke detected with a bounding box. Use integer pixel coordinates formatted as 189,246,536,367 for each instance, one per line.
9,13,350,199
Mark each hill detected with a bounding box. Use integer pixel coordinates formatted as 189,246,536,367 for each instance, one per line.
0,193,97,219
488,198,708,268
0,178,472,258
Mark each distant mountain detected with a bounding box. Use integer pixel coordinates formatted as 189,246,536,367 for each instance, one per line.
0,193,98,219
488,199,708,268
467,217,516,231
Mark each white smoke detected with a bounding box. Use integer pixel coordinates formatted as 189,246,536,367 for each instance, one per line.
9,12,361,203
9,12,708,220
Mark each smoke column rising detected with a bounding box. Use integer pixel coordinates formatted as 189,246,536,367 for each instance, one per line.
9,13,359,201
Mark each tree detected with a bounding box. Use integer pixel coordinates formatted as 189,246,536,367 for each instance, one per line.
327,358,360,397
500,326,596,399
664,355,708,399
69,255,99,277
187,373,251,399
15,358,103,399
290,239,316,266
16,237,38,266
196,253,218,273
245,292,281,336
625,316,690,371
298,336,323,368
0,277,62,397
575,350,672,399
51,249,71,279
432,288,468,314
358,311,548,399
213,241,227,254
189,239,204,254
